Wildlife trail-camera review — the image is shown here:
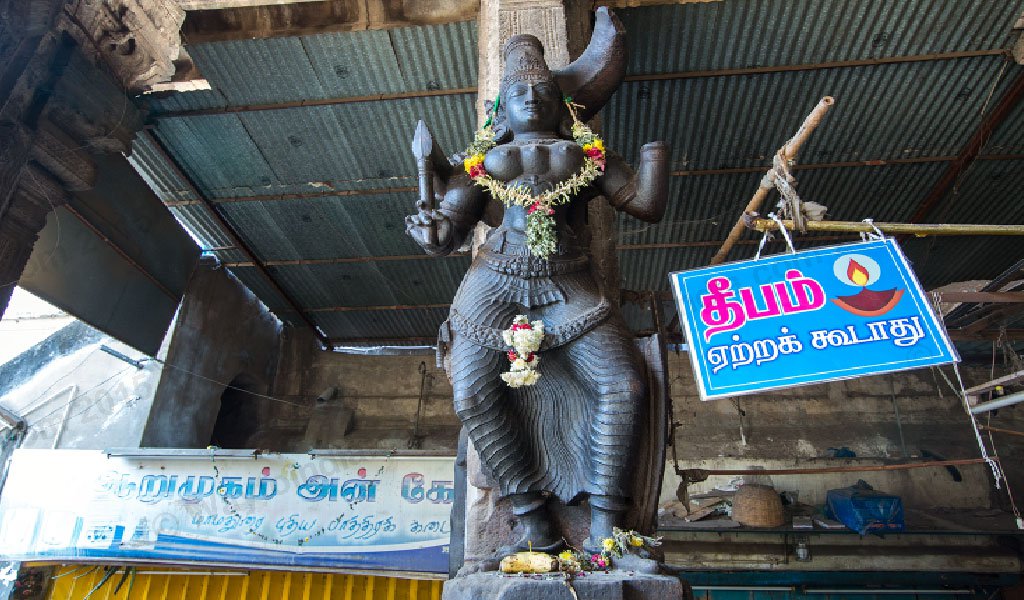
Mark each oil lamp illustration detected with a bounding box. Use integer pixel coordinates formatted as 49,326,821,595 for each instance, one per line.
830,254,904,316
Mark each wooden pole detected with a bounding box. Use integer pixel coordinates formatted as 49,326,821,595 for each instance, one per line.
710,97,834,265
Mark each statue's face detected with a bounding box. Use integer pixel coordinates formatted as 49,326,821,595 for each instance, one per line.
505,80,563,134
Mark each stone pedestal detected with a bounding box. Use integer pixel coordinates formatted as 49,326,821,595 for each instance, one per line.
443,571,690,600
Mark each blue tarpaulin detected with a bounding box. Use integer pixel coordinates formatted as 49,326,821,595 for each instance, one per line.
825,481,905,535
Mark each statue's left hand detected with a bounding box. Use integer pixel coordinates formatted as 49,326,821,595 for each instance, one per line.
405,198,454,255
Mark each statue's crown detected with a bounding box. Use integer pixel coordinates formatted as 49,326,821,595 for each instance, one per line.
501,35,552,93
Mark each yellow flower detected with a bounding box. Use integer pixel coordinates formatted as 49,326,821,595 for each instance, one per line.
463,154,484,173
629,536,644,547
601,538,616,551
558,550,574,561
591,138,604,151
582,142,593,152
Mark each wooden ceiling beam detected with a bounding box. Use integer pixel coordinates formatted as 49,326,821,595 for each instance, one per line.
180,0,479,43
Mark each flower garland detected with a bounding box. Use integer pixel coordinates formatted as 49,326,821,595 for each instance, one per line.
500,315,545,387
462,96,607,259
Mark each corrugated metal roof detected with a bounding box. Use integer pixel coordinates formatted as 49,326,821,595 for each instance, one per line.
267,257,467,309
152,94,475,199
312,307,451,339
134,1,1024,348
927,158,1024,226
228,266,292,315
619,0,1022,76
148,21,477,113
216,192,424,260
605,55,1015,170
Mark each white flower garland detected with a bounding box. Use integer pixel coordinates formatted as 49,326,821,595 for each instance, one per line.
500,315,545,387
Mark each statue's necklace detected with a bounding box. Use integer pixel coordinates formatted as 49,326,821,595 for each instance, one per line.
461,97,607,259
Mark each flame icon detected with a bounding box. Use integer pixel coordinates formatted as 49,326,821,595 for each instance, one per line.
832,254,903,317
847,259,870,287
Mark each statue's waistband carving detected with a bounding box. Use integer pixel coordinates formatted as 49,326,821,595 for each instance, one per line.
480,248,589,277
446,300,613,352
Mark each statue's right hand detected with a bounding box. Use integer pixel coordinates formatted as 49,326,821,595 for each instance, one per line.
405,199,453,254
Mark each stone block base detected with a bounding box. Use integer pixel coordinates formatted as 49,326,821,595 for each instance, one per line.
442,571,689,600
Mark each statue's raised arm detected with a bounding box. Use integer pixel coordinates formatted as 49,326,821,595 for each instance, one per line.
599,141,671,223
405,121,488,255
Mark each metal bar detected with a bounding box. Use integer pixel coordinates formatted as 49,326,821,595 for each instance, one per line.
141,130,329,346
223,253,466,268
948,328,1024,341
699,458,995,476
163,186,418,207
166,154,1024,208
751,218,1024,236
51,385,77,449
908,69,1024,225
153,50,1010,119
965,369,1024,395
939,291,1024,303
154,87,477,118
624,50,1009,84
226,236,855,269
978,425,1024,438
672,156,957,177
691,587,795,592
0,403,25,429
710,97,834,265
64,203,178,300
305,303,450,313
969,390,1024,414
804,590,973,595
944,258,1024,324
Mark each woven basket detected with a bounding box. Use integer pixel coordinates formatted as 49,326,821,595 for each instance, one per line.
732,484,785,527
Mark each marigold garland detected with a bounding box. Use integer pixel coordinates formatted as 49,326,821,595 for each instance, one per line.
461,97,607,259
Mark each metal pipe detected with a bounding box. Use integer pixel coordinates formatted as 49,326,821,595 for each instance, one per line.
698,458,995,476
0,404,25,430
51,385,77,449
969,390,1024,414
978,424,1024,438
691,586,794,592
750,218,1024,236
804,590,973,595
710,97,834,265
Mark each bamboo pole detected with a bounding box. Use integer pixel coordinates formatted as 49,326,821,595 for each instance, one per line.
749,219,1024,236
709,96,835,265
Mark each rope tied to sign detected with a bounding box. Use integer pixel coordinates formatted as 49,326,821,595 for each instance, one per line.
860,218,886,242
754,212,797,260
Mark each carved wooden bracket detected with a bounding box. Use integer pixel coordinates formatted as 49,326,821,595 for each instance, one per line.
64,0,185,93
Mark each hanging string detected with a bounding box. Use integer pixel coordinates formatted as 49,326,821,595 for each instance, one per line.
754,213,796,260
860,218,886,242
931,361,1024,531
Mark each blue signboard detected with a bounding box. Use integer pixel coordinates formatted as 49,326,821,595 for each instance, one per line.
0,451,454,575
670,239,958,400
